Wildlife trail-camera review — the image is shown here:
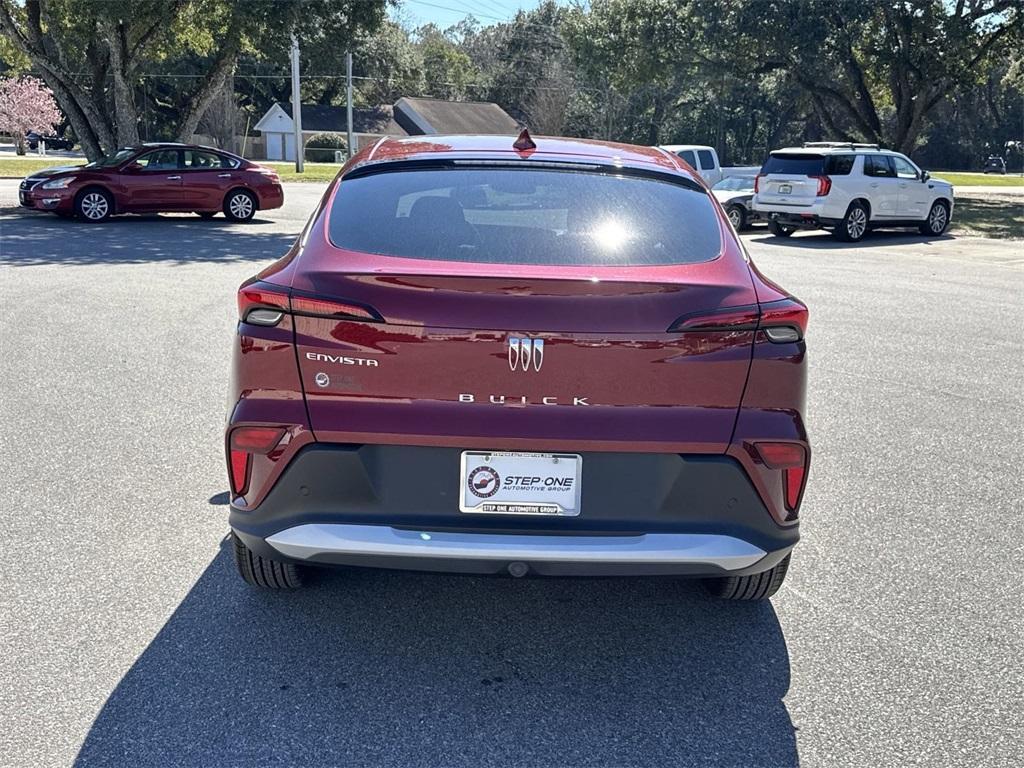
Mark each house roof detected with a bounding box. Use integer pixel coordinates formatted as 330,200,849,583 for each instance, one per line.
255,98,519,138
394,97,519,135
258,102,407,136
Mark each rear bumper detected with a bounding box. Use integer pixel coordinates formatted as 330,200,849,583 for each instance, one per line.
257,184,284,210
229,444,799,577
255,523,792,577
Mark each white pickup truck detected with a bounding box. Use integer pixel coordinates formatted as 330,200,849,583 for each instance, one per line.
658,144,760,186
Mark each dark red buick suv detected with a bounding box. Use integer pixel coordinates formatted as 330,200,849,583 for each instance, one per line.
226,133,809,600
19,142,283,222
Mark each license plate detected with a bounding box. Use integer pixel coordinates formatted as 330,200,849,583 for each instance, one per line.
778,184,792,194
460,451,582,516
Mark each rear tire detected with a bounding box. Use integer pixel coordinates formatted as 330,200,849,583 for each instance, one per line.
835,201,868,242
231,531,303,589
919,200,950,236
768,219,793,237
223,189,256,222
726,204,747,231
703,554,791,601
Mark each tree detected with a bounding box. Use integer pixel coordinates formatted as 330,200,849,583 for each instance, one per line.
418,25,478,100
0,0,387,160
722,0,1023,153
0,75,60,153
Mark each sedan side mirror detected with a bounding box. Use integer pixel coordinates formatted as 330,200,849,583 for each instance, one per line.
124,162,143,173
921,170,930,182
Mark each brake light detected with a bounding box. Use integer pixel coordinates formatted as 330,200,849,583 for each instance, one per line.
228,427,286,497
750,442,808,512
668,304,760,332
237,281,383,326
253,166,281,182
230,426,287,453
238,283,289,326
759,297,808,343
230,449,250,495
754,175,761,193
810,175,831,196
291,294,382,321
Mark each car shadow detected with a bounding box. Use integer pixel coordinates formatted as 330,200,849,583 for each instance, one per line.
744,229,954,249
74,542,797,767
0,211,294,266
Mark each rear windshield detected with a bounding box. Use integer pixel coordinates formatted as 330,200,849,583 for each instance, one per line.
761,153,825,175
328,166,722,266
761,153,856,176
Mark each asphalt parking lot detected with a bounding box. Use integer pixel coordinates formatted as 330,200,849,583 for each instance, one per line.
1,182,1022,767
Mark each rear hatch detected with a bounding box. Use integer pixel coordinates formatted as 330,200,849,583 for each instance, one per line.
290,161,758,452
756,152,827,207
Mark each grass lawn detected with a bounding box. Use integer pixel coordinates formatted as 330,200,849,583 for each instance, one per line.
0,157,86,177
931,171,1024,187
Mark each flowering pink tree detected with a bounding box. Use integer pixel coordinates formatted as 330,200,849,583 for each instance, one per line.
0,77,63,155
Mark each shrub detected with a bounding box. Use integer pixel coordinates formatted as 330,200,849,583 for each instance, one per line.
305,133,347,163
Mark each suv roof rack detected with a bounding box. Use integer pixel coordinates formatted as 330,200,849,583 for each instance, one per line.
802,141,881,150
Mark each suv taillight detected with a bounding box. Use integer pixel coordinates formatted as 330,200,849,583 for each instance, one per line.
668,297,807,343
237,280,383,326
754,175,762,193
810,175,831,196
750,442,808,512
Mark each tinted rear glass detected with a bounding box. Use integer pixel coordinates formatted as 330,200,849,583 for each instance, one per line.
825,155,855,175
761,153,825,175
328,167,722,266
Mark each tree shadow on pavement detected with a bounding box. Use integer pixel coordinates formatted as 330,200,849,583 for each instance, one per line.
74,542,798,767
0,212,295,266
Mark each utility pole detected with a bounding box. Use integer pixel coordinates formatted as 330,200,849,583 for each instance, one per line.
346,52,354,161
290,33,304,173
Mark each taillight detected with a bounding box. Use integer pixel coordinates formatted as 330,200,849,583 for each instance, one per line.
238,282,289,326
759,297,808,343
754,175,761,193
291,294,382,322
254,166,281,182
237,281,383,327
668,304,760,333
227,426,287,496
750,442,808,512
810,175,831,196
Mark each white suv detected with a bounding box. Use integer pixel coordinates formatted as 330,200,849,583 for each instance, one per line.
751,142,954,241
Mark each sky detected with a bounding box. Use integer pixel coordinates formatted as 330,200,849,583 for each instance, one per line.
392,0,565,30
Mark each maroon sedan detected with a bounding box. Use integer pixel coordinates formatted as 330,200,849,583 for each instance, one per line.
226,132,809,600
18,142,284,222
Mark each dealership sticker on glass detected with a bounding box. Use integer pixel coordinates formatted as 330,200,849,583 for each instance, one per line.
459,452,582,516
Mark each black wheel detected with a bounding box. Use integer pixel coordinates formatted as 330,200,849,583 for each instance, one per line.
835,201,868,242
704,554,791,601
768,219,794,237
231,531,303,589
919,200,950,236
223,189,256,222
197,211,217,219
74,188,113,222
726,204,747,231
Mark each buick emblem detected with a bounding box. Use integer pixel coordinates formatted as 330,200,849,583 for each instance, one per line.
508,337,544,372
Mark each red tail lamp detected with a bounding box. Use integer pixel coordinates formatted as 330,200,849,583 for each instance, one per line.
228,427,287,496
752,442,808,512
